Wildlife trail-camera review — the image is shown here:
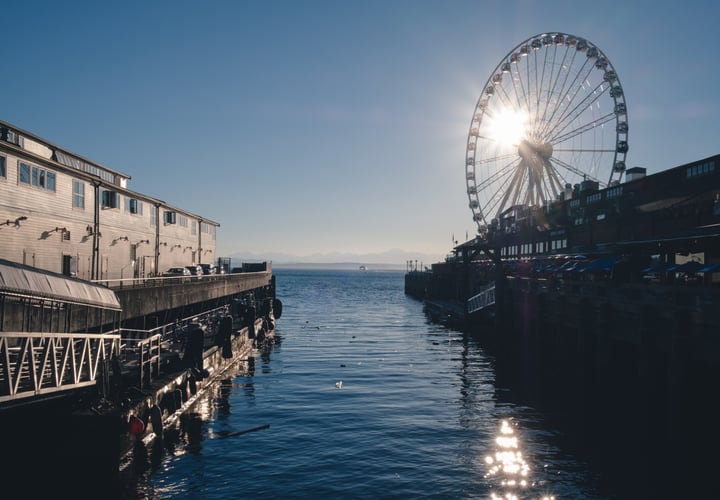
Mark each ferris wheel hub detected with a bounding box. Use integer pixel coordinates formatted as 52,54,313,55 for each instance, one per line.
518,140,553,161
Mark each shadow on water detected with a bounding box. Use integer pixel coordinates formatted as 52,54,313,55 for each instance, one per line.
117,338,281,498
461,316,717,500
113,410,204,498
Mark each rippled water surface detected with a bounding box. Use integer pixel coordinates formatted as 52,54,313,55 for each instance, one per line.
123,269,609,499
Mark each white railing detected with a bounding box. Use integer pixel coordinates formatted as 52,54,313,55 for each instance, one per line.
0,332,121,404
467,281,496,314
93,266,270,289
0,304,242,405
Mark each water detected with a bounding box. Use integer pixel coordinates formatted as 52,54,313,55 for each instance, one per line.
121,269,611,499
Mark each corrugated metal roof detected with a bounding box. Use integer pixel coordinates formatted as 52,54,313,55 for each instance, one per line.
0,259,121,311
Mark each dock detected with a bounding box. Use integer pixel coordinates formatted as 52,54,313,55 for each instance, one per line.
0,259,281,491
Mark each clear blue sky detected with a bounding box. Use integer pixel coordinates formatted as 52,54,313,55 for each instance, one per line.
4,0,719,264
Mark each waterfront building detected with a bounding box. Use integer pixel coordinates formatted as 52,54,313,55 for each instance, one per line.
0,119,217,280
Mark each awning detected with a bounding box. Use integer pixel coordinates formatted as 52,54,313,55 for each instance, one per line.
642,260,708,274
641,262,675,274
578,256,622,273
667,261,705,273
0,259,121,311
699,262,720,273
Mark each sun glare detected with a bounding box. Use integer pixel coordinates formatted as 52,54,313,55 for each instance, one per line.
489,108,528,146
485,419,545,498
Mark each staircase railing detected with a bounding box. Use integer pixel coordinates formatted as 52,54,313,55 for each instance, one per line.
0,332,121,404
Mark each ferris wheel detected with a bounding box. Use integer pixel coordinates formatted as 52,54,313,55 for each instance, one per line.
465,32,628,234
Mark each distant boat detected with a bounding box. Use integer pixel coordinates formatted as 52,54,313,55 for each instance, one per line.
359,265,367,272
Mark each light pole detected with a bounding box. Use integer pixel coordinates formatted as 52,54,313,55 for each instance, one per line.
120,260,136,287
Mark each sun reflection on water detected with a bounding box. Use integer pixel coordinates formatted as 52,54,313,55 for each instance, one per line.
484,419,555,500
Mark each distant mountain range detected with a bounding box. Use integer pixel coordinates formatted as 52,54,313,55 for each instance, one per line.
224,249,445,270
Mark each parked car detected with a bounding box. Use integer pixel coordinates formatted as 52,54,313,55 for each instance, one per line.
163,267,190,277
185,265,202,276
199,264,217,275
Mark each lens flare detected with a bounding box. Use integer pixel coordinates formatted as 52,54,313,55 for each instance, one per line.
488,108,528,146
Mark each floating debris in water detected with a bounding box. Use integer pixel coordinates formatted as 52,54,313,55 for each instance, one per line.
335,381,343,389
217,424,270,439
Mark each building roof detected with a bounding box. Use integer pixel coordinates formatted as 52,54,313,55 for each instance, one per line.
0,259,121,311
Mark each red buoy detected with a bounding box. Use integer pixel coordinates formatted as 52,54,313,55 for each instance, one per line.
129,415,145,435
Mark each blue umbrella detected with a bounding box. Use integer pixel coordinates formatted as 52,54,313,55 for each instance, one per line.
667,261,704,273
579,256,621,273
641,261,674,274
698,262,720,273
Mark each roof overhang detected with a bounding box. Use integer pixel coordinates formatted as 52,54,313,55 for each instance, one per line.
0,259,121,311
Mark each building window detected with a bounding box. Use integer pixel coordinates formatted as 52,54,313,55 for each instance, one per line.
191,221,197,235
150,207,156,226
126,198,143,215
0,155,6,177
19,162,30,183
686,161,716,178
6,130,24,147
19,162,56,191
101,190,119,208
72,180,85,209
83,163,116,184
178,214,188,227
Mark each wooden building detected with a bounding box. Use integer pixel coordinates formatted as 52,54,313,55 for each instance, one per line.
0,119,218,280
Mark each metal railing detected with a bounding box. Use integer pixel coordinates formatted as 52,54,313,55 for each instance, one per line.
93,267,270,290
118,304,232,388
467,281,496,314
0,332,121,404
122,333,162,389
0,304,243,405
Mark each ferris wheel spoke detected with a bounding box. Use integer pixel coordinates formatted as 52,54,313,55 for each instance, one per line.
496,163,528,214
553,148,617,153
480,166,521,220
492,84,517,113
547,78,607,141
550,112,616,145
474,157,520,192
524,155,561,207
523,161,539,206
543,158,573,196
509,65,527,111
474,151,518,166
475,134,501,143
529,50,544,137
536,46,553,132
515,58,531,114
538,53,592,140
539,43,566,134
542,158,566,200
549,155,602,185
539,65,596,141
541,47,579,136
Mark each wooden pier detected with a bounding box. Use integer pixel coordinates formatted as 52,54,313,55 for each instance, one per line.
0,260,280,493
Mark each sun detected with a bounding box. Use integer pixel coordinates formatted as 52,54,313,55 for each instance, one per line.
489,108,528,146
